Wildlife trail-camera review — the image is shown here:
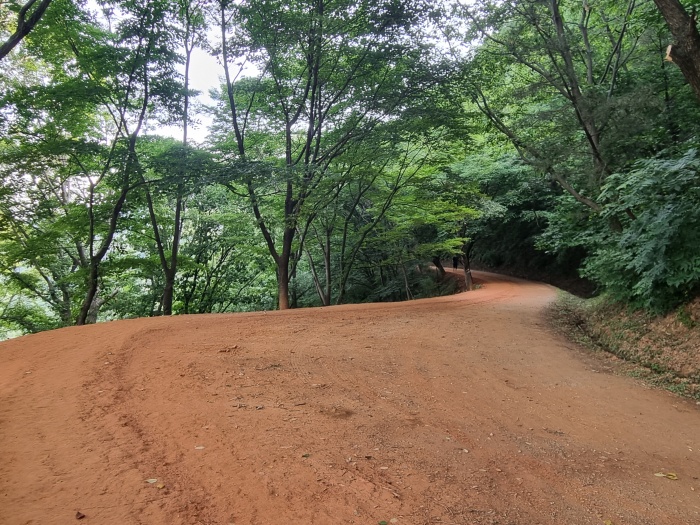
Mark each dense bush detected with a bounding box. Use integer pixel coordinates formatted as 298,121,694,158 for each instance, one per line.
583,145,700,312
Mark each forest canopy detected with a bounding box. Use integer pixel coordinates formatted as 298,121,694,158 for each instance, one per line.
1,0,699,337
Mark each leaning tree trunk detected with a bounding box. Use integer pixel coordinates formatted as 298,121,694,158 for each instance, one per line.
276,225,295,310
463,265,474,292
432,256,446,279
654,0,700,101
0,0,53,61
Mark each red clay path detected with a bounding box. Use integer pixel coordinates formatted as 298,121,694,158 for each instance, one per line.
1,272,699,525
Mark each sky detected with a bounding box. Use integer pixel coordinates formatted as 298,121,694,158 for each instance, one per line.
155,47,222,144
82,0,222,144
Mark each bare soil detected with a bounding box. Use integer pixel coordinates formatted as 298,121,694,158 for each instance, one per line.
2,272,700,525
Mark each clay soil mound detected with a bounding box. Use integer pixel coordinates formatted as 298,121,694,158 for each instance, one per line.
2,272,700,525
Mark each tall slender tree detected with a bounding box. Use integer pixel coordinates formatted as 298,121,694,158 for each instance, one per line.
141,0,207,315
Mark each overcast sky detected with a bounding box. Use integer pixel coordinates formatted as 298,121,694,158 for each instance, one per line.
155,47,221,144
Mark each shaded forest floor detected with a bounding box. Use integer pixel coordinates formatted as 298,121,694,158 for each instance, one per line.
2,272,700,525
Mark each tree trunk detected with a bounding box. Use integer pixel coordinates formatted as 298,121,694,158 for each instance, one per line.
78,265,99,325
76,11,157,325
276,223,295,310
323,229,331,305
162,271,175,315
307,251,328,306
159,0,198,315
461,243,475,292
290,254,299,309
77,161,131,326
278,263,290,310
548,0,609,179
306,246,331,306
432,256,446,278
654,0,700,101
463,266,474,292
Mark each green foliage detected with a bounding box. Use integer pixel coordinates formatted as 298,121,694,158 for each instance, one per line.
583,145,700,312
0,285,60,337
0,140,93,327
462,0,700,192
175,186,278,314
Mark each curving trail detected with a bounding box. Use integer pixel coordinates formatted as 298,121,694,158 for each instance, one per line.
1,272,700,525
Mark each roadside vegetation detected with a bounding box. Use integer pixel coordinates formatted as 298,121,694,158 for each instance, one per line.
550,292,700,400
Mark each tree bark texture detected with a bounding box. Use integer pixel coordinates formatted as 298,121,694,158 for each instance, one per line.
654,0,700,101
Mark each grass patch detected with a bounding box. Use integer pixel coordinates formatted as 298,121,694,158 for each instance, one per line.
547,292,700,401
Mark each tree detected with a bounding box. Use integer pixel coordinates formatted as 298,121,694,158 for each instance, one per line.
0,0,183,325
300,134,443,305
138,138,215,314
458,0,654,213
654,0,700,101
71,0,182,324
140,0,208,315
212,0,439,309
453,1,700,245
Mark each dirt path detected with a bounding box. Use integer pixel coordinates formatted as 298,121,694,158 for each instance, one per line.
1,272,699,525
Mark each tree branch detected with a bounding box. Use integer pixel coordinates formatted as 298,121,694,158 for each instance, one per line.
0,0,53,61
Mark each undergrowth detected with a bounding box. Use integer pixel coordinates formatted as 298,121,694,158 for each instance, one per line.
548,292,700,401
